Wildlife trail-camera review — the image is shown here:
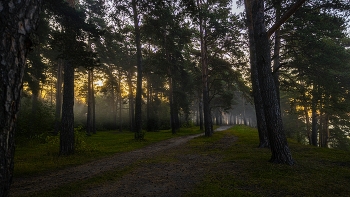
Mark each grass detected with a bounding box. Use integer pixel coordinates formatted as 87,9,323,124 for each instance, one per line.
186,125,350,196
14,126,203,177
14,125,350,196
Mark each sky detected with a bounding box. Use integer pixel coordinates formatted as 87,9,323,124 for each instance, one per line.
231,1,245,15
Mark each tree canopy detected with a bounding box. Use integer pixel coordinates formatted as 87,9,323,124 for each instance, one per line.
1,0,350,194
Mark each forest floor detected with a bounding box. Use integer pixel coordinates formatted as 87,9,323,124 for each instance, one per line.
11,126,235,197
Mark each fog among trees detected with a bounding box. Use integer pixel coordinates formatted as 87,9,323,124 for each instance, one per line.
1,0,350,195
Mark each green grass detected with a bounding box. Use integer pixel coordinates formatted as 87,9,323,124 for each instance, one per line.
14,125,350,196
14,127,202,177
186,125,350,197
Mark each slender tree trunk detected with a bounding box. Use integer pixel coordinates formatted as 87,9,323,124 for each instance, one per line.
198,0,213,137
321,113,329,147
272,0,281,106
132,0,143,139
86,69,94,136
86,70,91,136
118,73,123,132
0,1,42,195
244,0,269,148
110,83,117,129
92,73,96,134
198,92,204,130
55,61,64,135
60,61,75,155
304,105,311,145
169,78,176,134
319,113,324,147
164,31,177,134
246,0,294,165
127,71,135,132
173,98,180,129
167,57,177,134
311,88,318,146
146,75,151,131
319,96,328,148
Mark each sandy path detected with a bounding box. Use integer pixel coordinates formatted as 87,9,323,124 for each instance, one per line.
11,126,234,196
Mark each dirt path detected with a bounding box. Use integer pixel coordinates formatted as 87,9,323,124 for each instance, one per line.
11,126,234,197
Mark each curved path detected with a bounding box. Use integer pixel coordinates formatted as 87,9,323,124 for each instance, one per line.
11,126,234,196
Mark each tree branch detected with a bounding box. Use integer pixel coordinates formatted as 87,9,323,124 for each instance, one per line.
272,62,288,74
267,0,307,38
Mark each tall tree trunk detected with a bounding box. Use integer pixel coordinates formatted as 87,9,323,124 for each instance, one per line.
0,1,42,195
54,60,64,135
118,73,123,132
92,74,96,134
86,69,94,136
272,0,281,106
164,30,178,134
304,105,311,145
110,83,117,129
198,0,213,137
59,0,77,156
244,0,269,148
246,0,294,165
60,61,75,155
146,75,151,131
169,77,176,134
132,0,143,139
198,92,204,130
311,87,318,146
320,113,329,147
127,71,135,132
319,96,328,148
173,97,180,130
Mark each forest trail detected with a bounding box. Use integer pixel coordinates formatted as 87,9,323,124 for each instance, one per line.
11,126,234,197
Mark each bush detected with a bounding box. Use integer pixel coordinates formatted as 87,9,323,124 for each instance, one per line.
17,97,55,143
45,127,97,155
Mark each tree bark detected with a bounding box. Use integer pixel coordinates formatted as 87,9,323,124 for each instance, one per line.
311,96,318,146
272,0,281,107
110,82,117,130
304,105,311,145
246,0,294,165
118,73,123,132
320,113,329,147
86,69,94,136
267,0,307,37
54,60,64,135
132,0,143,139
244,0,269,148
127,70,135,132
165,36,177,134
169,76,176,134
92,74,96,134
311,109,318,146
198,0,213,137
60,61,75,155
198,92,204,130
0,0,42,195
